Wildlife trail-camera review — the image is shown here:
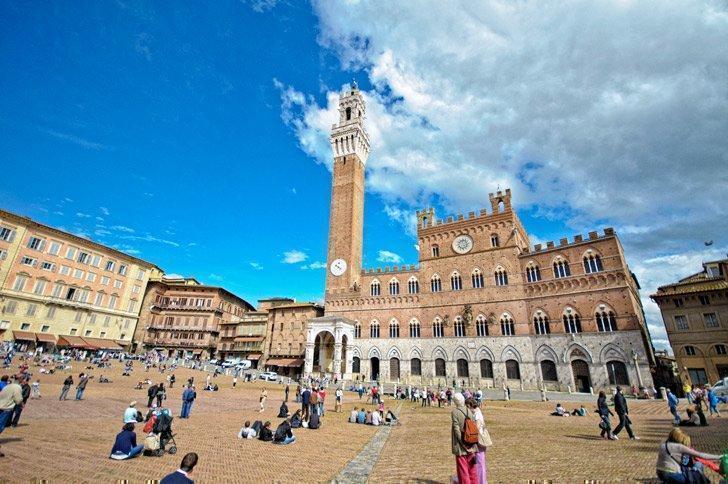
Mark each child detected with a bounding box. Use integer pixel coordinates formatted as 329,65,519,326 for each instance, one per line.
31,379,41,398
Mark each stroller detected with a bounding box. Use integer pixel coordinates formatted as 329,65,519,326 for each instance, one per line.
145,411,178,456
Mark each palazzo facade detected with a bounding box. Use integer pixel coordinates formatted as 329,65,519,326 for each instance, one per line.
305,85,655,392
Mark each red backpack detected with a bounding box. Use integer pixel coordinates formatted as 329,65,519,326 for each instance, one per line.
143,415,157,434
460,409,479,446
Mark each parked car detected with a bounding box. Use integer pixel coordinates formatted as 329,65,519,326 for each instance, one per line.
258,371,278,381
711,377,728,397
221,359,239,369
207,359,220,366
235,360,252,371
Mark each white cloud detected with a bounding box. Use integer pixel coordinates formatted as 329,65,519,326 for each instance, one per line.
282,250,308,264
120,234,179,247
301,261,326,270
53,211,64,216
163,273,184,279
95,229,111,236
377,250,403,264
250,262,263,270
99,206,110,216
247,0,277,13
111,225,135,233
75,212,91,218
279,1,728,352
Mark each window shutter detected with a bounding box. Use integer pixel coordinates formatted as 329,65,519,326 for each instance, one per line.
8,230,15,242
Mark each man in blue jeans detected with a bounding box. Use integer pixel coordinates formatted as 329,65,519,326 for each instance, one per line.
75,373,91,400
666,389,680,425
180,385,196,418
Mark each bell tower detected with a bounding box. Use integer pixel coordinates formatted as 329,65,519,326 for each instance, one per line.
325,84,370,295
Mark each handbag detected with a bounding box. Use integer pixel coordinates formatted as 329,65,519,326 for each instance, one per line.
478,427,493,447
666,444,710,484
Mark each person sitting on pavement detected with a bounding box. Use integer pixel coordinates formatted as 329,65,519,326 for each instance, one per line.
238,420,256,439
258,421,273,442
385,409,401,426
277,401,289,418
350,406,358,423
290,410,303,428
308,410,321,429
551,403,569,416
273,418,296,445
371,409,381,426
123,401,142,423
357,408,366,424
678,407,701,427
109,422,144,460
656,428,721,483
571,405,587,416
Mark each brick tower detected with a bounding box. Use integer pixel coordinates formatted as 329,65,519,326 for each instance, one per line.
325,84,370,295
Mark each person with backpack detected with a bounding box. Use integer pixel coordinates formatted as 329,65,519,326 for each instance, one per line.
451,393,478,484
656,428,720,483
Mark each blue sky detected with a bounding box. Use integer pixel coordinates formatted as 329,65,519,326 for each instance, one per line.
2,2,726,351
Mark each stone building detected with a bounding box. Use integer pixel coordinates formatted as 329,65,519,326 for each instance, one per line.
135,276,254,359
304,85,655,392
0,209,161,351
651,258,728,385
262,300,324,377
217,309,268,367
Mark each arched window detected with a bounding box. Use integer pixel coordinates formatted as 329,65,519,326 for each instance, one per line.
471,269,484,289
716,344,727,356
494,267,508,286
345,106,352,120
454,316,466,337
457,359,469,377
540,360,558,381
606,361,629,385
430,274,442,292
354,321,361,338
500,313,515,336
389,319,400,338
432,318,444,338
533,314,550,335
490,234,499,247
506,359,521,380
526,264,541,283
432,244,440,258
476,314,489,337
352,356,361,373
684,345,697,356
408,277,419,294
370,280,381,296
450,272,462,291
409,318,421,338
410,358,422,376
389,279,400,295
563,312,582,334
370,320,380,338
584,252,604,274
596,310,617,332
480,359,494,378
435,358,446,377
553,258,571,279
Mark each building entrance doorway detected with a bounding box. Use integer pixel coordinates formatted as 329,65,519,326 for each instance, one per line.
571,359,591,393
370,357,380,381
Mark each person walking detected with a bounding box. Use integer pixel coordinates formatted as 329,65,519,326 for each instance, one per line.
0,377,23,457
75,373,91,400
597,390,616,440
683,382,693,404
233,376,238,388
180,385,196,419
335,387,343,413
666,389,680,425
7,377,31,428
301,386,311,420
147,383,159,408
59,375,73,401
451,393,478,484
612,386,639,440
156,382,166,408
707,386,721,417
285,383,289,402
259,388,267,413
169,374,176,389
466,397,491,483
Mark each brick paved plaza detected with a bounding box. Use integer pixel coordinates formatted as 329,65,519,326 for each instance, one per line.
2,362,726,483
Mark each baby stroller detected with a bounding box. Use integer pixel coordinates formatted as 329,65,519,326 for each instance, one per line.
148,411,177,456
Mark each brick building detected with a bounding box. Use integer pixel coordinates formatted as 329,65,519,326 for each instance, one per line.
262,299,324,376
651,258,728,385
135,276,254,359
303,85,655,392
0,209,161,351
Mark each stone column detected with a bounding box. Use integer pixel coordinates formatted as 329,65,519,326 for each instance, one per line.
333,342,343,379
304,342,314,377
632,351,644,387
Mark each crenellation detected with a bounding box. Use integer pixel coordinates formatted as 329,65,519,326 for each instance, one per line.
604,227,615,236
468,211,475,219
574,234,583,243
559,238,568,246
546,241,555,248
588,231,599,240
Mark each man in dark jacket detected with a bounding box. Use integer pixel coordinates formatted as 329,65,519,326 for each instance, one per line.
301,387,311,420
612,386,638,439
160,452,198,484
258,421,273,441
273,419,295,445
148,383,159,408
7,377,31,428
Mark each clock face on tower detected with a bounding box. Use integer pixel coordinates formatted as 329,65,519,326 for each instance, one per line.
330,258,347,276
452,234,474,254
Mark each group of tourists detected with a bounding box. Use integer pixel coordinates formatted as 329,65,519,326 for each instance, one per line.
666,384,724,428
450,393,491,484
348,403,400,426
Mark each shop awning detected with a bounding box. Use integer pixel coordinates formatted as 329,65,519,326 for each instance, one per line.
266,358,304,367
234,336,265,342
12,331,36,342
58,335,92,348
82,337,123,350
246,353,261,360
36,333,58,344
